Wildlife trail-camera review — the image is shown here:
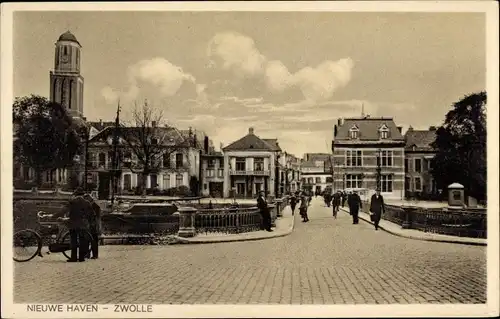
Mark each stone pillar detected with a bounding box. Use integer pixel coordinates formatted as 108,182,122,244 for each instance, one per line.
177,207,197,238
275,198,283,217
269,204,277,227
402,206,416,229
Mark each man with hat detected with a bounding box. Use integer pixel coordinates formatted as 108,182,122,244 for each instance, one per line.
83,193,101,259
257,191,273,232
347,190,363,224
67,188,92,262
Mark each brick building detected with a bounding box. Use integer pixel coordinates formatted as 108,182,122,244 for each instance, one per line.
404,126,438,198
332,116,405,200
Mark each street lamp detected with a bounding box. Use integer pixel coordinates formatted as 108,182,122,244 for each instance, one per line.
376,148,382,192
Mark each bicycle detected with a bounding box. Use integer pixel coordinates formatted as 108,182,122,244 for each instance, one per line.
13,212,93,262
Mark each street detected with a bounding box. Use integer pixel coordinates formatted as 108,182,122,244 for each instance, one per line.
14,198,486,304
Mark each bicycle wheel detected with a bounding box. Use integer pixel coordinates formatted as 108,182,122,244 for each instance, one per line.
61,230,93,260
13,229,42,262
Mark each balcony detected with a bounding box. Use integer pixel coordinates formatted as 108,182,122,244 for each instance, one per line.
230,170,270,176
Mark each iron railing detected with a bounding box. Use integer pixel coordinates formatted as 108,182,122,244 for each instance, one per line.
195,207,262,234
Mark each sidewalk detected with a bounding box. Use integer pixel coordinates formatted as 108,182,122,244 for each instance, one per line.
173,205,295,244
339,207,487,246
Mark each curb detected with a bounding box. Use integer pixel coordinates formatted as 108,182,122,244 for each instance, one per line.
340,208,487,247
172,208,296,245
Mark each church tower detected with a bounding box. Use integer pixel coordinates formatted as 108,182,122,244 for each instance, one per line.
49,31,84,118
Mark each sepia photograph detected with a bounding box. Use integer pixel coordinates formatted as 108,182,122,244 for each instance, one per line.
1,1,499,318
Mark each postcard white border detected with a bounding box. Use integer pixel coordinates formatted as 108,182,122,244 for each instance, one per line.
1,1,499,318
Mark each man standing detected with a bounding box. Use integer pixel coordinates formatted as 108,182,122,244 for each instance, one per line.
348,190,362,224
67,188,92,262
257,191,273,232
369,189,385,230
83,194,101,259
330,191,338,218
290,193,298,215
299,192,309,222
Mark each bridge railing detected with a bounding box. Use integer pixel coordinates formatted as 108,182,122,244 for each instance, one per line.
361,201,486,238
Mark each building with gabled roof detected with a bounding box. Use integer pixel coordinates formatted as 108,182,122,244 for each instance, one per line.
404,126,438,197
332,116,406,200
222,127,280,198
300,153,333,195
87,123,203,199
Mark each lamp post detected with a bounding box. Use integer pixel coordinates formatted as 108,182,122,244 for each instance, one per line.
376,148,382,191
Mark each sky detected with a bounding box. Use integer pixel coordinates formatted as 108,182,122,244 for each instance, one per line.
13,11,486,157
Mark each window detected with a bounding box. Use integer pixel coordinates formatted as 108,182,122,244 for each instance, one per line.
207,159,215,169
346,150,362,167
151,138,158,145
404,158,409,173
428,159,434,170
405,177,411,191
236,183,245,195
254,158,264,171
163,153,171,168
163,174,170,189
414,159,422,173
124,174,132,190
414,177,422,191
345,174,363,189
98,153,106,167
380,130,388,139
308,178,314,184
206,169,215,177
349,125,359,139
326,177,333,183
176,153,183,169
64,46,68,55
218,169,224,178
381,175,393,192
315,177,321,183
176,173,183,187
235,158,246,171
377,150,393,167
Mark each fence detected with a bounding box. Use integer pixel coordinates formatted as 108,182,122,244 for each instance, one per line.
361,200,486,238
195,207,262,234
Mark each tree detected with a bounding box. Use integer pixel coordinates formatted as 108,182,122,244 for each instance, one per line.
13,95,82,187
431,91,487,201
121,101,193,195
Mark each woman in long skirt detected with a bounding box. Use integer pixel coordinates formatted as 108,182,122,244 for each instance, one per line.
300,194,309,222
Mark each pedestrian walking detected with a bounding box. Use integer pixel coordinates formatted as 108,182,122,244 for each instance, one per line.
341,191,347,207
369,190,385,231
67,188,92,262
299,193,309,222
290,193,298,215
348,190,362,224
332,191,341,218
257,191,273,232
83,194,101,259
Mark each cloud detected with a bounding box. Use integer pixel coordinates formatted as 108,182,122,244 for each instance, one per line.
207,32,266,76
102,57,205,104
101,86,119,104
207,31,354,103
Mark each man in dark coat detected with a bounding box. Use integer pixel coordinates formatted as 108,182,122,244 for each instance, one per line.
332,191,341,218
67,188,92,262
369,190,385,230
257,191,273,232
341,191,347,207
83,194,101,259
348,190,362,224
290,194,297,215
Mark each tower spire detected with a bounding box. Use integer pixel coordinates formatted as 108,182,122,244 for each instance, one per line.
361,102,365,118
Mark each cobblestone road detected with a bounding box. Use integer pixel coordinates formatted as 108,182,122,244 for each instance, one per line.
14,197,486,304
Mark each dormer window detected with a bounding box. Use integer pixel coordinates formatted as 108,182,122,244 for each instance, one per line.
379,124,389,139
349,125,359,139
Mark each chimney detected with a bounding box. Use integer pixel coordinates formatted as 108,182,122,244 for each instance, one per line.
249,127,254,135
99,119,103,126
152,121,157,128
408,125,414,132
204,136,209,154
334,125,338,138
397,126,403,133
337,119,341,126
429,126,437,131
